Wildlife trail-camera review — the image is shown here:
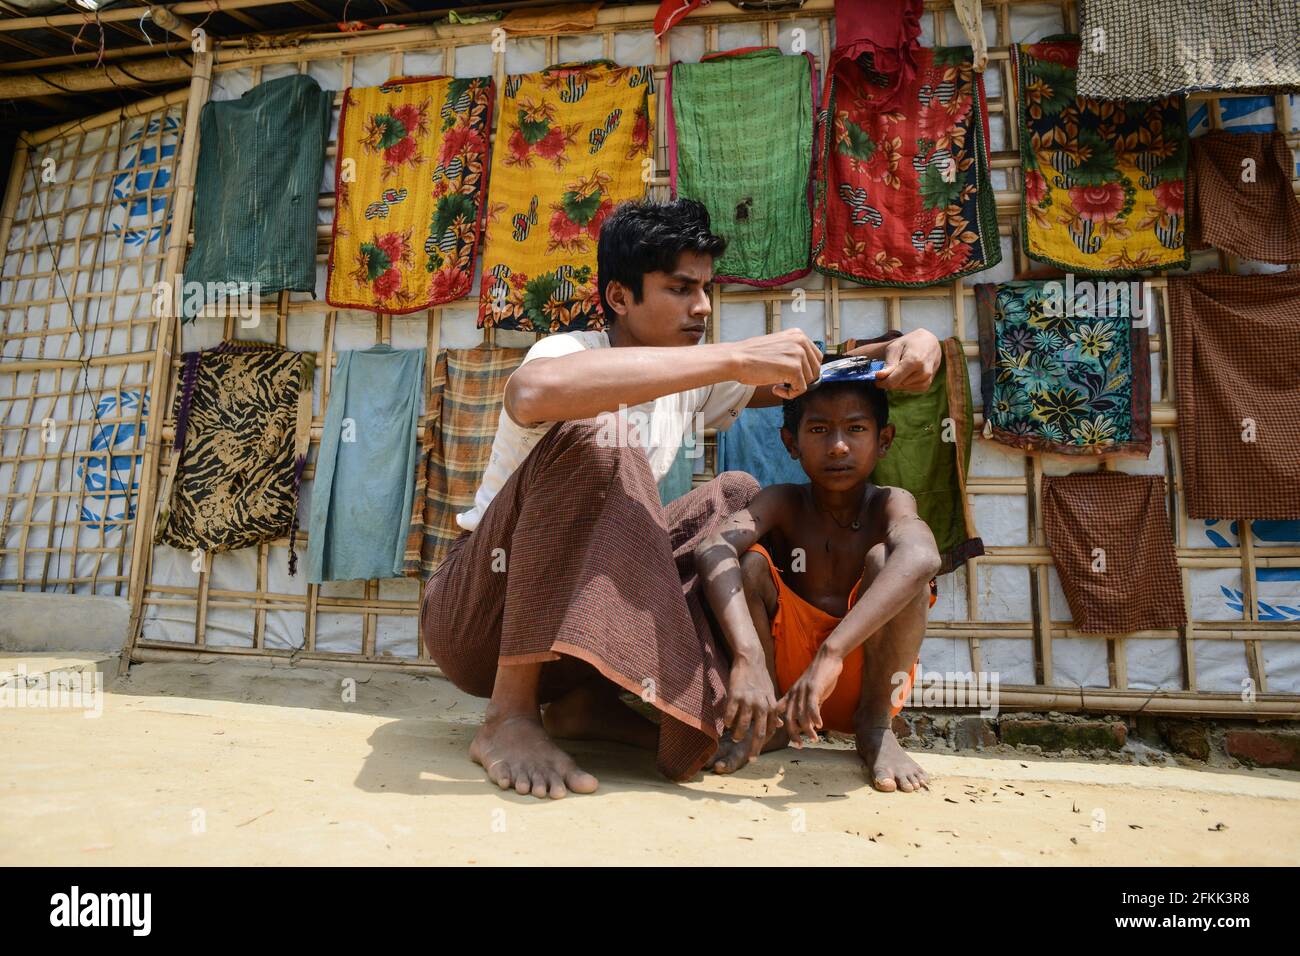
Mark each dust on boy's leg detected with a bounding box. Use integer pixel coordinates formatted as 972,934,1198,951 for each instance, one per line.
853,542,931,793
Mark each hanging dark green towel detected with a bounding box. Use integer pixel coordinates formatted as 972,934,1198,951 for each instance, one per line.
184,75,332,319
667,47,816,286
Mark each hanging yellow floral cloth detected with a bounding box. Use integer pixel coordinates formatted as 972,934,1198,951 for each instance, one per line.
327,75,494,314
477,60,655,332
1012,38,1188,274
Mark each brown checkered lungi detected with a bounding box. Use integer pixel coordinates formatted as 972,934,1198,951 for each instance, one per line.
420,418,759,781
1187,131,1300,264
1042,472,1187,634
1169,271,1300,520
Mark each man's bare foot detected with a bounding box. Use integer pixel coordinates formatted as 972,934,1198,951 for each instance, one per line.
710,724,789,774
855,724,930,793
469,713,599,799
541,681,658,750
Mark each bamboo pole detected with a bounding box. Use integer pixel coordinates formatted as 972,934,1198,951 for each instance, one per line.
119,51,213,678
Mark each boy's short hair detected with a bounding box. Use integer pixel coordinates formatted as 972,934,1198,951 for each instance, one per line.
596,198,727,323
782,380,890,434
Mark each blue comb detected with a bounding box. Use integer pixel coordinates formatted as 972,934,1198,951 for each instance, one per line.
812,355,886,387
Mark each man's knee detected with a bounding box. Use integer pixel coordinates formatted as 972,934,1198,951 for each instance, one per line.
544,417,642,482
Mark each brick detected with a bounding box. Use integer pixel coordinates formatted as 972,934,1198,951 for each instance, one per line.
1159,720,1211,761
953,716,997,750
999,718,1126,752
1224,730,1300,771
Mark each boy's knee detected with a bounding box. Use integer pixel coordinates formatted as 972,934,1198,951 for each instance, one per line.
716,470,760,510
861,542,889,583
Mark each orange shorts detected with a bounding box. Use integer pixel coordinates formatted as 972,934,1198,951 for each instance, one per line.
747,543,930,734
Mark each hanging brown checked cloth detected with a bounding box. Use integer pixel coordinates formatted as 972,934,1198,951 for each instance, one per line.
1042,472,1186,634
1169,272,1300,520
1187,131,1300,264
155,340,315,574
404,346,527,576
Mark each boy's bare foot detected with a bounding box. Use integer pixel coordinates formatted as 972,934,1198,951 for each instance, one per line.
541,681,659,750
470,714,599,799
855,724,929,793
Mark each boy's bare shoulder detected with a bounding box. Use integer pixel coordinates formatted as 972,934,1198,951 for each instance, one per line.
744,482,807,531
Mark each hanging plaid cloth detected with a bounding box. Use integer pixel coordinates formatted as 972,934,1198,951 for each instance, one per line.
477,60,655,333
976,279,1152,457
1187,130,1300,264
327,75,494,314
1076,0,1300,100
155,341,316,575
667,47,817,286
403,346,527,577
812,46,1000,287
185,75,332,320
1012,38,1189,275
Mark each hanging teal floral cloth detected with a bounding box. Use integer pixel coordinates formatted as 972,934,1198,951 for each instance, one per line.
976,279,1152,457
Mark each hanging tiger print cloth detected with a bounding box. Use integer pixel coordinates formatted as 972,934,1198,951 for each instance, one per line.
812,45,1000,287
155,341,315,574
975,279,1152,457
404,346,527,576
477,60,655,333
327,75,494,313
667,47,817,286
1012,38,1189,274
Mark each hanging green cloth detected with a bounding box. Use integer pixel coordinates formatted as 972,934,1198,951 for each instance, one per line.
667,47,816,286
184,75,332,319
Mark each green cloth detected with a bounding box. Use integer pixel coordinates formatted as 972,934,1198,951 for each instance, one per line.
668,48,814,285
185,75,332,319
307,346,425,582
869,338,983,574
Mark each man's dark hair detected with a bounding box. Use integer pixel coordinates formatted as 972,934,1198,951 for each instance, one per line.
596,198,727,322
782,380,890,435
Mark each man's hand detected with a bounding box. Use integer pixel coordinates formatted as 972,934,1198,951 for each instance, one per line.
729,328,823,400
846,328,942,393
723,654,782,762
778,649,844,747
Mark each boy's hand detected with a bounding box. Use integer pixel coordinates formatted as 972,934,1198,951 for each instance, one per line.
729,328,822,399
778,649,844,747
723,655,782,762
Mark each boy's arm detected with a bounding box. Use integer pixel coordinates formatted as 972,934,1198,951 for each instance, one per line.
693,485,791,757
505,328,820,427
780,488,940,745
821,488,940,660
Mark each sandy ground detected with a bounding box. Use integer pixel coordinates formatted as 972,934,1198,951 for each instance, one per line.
3,651,1298,866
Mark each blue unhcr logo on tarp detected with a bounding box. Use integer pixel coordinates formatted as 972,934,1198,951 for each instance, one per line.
75,390,148,532
108,112,181,248
1203,519,1300,622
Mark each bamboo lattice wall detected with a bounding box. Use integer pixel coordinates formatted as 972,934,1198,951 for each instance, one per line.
1,0,1299,716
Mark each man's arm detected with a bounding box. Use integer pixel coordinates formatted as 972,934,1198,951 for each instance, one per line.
744,328,943,408
505,328,821,427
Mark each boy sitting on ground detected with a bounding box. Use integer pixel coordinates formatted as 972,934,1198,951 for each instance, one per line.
694,373,940,792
